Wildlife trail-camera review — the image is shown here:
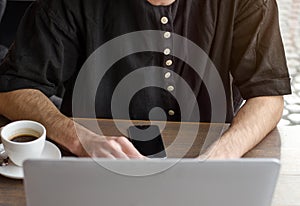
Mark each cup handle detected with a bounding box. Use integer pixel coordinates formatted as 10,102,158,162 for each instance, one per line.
0,126,2,142
0,127,6,157
0,143,7,158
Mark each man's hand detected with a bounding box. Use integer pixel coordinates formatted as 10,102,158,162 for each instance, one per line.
74,134,145,159
197,140,231,160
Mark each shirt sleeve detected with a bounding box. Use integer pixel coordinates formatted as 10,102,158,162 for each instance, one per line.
230,0,291,99
0,0,80,97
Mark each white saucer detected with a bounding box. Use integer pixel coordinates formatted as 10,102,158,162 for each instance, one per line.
0,141,61,179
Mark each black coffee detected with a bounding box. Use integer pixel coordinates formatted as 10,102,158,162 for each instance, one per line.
10,134,38,143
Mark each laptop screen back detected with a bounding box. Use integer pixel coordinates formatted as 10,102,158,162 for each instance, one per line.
23,158,280,206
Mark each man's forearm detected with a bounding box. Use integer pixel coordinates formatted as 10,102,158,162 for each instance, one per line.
205,96,284,159
0,89,144,158
0,89,85,154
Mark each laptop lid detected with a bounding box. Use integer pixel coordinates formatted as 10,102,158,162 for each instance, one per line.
23,158,280,206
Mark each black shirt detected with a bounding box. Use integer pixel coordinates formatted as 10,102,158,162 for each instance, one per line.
0,0,291,122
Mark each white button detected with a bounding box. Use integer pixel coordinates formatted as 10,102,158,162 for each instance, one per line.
167,85,175,92
166,60,173,66
164,32,171,39
164,72,171,79
161,17,169,25
168,110,175,116
164,48,171,55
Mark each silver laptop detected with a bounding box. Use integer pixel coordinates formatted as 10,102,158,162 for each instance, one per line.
23,158,280,206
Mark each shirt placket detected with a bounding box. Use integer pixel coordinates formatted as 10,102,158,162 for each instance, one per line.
159,9,177,118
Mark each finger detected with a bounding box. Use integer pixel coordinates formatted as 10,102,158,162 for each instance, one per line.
106,139,130,159
90,149,116,159
197,154,209,161
116,137,145,159
107,138,122,151
110,149,130,159
101,152,116,159
88,139,119,158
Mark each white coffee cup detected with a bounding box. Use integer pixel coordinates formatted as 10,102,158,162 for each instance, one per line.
1,120,46,166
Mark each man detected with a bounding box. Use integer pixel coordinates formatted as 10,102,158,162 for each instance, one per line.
0,0,291,159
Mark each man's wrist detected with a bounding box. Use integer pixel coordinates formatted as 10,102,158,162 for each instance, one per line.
202,133,242,159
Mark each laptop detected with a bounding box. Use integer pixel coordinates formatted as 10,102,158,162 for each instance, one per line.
23,158,280,206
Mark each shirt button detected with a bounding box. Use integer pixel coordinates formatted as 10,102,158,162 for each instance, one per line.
164,32,171,39
168,110,175,116
167,85,175,92
164,48,171,55
161,17,169,25
164,72,171,79
166,60,173,66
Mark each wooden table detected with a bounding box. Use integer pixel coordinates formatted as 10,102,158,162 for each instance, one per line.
0,117,299,206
